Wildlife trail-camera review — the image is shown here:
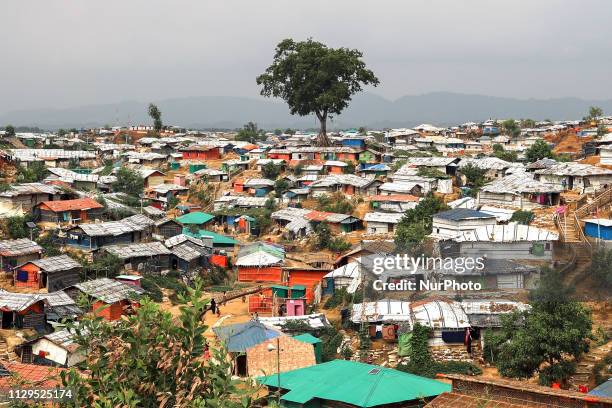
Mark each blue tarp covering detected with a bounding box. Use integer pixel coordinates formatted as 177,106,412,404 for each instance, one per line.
213,321,279,352
589,379,612,398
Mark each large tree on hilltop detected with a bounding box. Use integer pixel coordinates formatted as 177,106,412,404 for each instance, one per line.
257,38,379,147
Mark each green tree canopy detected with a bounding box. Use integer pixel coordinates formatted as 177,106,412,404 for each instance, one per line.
112,167,145,197
491,144,519,162
460,163,487,188
395,195,447,253
525,139,554,162
520,119,536,128
487,268,592,385
148,103,163,132
261,161,282,179
589,247,612,291
60,282,254,407
586,106,604,121
4,124,15,138
502,119,521,138
257,38,379,146
16,161,48,182
235,122,264,142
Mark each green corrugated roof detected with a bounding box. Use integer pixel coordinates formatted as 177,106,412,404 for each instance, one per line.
293,333,321,345
183,228,237,245
258,360,450,407
176,211,214,225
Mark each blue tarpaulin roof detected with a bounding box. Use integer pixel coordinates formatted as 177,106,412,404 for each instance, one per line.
213,321,279,352
589,379,612,398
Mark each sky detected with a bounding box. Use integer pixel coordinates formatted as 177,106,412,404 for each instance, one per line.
2,0,612,114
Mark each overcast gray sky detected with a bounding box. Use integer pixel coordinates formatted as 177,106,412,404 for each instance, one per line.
2,0,611,114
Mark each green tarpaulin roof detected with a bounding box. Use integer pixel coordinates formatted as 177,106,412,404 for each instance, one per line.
258,359,450,407
183,228,237,245
176,211,214,225
293,333,321,345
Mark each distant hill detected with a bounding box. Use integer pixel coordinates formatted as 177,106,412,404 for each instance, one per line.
2,92,612,131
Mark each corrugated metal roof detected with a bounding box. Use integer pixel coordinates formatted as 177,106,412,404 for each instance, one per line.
481,173,562,194
73,278,145,304
103,242,171,259
27,255,81,273
0,239,43,257
76,214,154,237
535,162,612,177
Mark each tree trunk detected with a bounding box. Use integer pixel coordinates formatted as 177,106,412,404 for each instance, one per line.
315,111,331,147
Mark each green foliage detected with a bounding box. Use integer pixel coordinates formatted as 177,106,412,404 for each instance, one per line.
35,234,61,256
586,106,604,121
274,178,289,198
391,159,407,172
461,163,487,188
525,139,554,162
592,352,612,387
358,324,371,360
141,272,190,303
148,103,163,132
312,222,351,252
489,268,592,385
492,144,519,162
342,160,355,174
81,253,123,280
167,194,180,209
292,162,304,176
315,193,354,214
323,288,351,309
397,323,482,378
281,319,311,333
5,215,31,239
417,167,450,179
16,161,48,182
502,119,521,138
235,121,265,142
257,38,379,145
597,124,609,137
589,248,612,290
261,161,282,180
520,119,536,128
273,128,282,136
112,167,144,197
319,325,344,362
60,281,254,407
395,195,447,253
509,210,534,225
3,124,15,138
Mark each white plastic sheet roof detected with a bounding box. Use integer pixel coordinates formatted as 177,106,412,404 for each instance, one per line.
411,301,470,329
351,300,413,324
258,313,330,330
324,261,360,279
454,222,558,242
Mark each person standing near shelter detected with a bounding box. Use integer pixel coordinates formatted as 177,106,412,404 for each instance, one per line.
210,298,217,314
464,327,473,356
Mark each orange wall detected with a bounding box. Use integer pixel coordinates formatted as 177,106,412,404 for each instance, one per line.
287,269,329,303
93,300,126,321
14,263,40,289
238,266,283,283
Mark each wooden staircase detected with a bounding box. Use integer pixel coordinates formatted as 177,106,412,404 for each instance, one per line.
568,341,612,390
555,184,612,244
